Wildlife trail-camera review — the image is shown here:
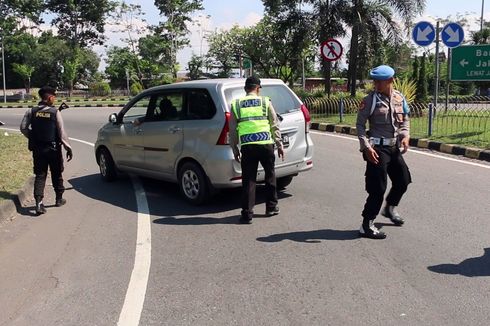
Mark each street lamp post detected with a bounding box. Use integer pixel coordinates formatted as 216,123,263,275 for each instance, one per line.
1,36,6,103
481,0,485,33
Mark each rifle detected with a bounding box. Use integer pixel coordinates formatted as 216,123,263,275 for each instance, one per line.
58,102,69,111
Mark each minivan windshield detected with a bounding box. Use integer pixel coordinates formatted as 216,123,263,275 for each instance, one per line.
224,85,301,114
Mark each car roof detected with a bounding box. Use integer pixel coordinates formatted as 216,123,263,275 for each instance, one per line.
143,78,286,93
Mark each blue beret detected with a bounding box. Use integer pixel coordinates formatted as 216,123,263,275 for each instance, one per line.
369,65,395,80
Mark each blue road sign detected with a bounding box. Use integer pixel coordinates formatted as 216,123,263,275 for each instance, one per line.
412,21,436,46
441,22,464,48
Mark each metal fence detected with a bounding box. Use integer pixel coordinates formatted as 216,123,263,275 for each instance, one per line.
303,96,490,149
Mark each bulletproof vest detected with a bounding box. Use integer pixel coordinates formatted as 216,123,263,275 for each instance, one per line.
30,106,59,144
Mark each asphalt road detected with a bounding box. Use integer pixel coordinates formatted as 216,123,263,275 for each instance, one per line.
0,107,489,326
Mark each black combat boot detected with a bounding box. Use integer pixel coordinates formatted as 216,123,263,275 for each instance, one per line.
382,205,405,226
359,220,386,239
35,197,47,215
55,197,66,207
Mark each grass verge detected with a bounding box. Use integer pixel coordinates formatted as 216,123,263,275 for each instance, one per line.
0,132,32,203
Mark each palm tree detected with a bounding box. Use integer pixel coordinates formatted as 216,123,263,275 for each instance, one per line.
345,0,425,96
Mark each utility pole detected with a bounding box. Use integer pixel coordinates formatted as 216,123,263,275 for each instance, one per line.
481,0,485,33
433,21,441,110
1,36,6,103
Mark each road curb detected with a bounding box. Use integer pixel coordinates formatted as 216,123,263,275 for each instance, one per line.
0,176,34,224
311,123,490,162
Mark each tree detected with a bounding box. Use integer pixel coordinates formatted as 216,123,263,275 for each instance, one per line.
411,56,419,82
416,53,428,102
45,0,115,47
187,54,204,80
105,46,139,89
12,63,34,92
112,1,148,86
152,0,203,78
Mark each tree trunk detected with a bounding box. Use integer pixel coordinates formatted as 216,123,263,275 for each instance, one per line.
349,24,360,97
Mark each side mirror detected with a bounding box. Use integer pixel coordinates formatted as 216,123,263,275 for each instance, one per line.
109,113,118,123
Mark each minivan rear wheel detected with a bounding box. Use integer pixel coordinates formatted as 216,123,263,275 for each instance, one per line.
178,162,209,205
97,147,117,182
277,175,294,190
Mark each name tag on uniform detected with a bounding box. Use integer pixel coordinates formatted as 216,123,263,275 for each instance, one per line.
36,112,51,118
240,99,261,108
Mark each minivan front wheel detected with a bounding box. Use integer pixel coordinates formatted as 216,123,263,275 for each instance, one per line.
178,162,209,205
97,147,117,182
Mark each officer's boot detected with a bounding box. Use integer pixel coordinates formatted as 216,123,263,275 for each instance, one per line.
55,195,66,207
382,205,404,226
35,197,47,215
359,219,386,239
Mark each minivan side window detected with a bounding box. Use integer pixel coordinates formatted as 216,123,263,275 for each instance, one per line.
224,85,300,114
122,96,151,123
185,89,216,120
148,93,184,121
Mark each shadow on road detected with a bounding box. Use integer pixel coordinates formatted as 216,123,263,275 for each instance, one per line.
68,173,292,221
256,229,359,243
427,248,490,277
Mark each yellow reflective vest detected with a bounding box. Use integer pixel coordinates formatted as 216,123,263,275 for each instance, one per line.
231,95,274,146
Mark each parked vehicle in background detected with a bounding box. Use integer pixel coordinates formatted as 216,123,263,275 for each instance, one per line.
94,78,314,204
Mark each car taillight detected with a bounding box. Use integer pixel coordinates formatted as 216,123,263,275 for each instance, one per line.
217,111,231,145
301,104,311,132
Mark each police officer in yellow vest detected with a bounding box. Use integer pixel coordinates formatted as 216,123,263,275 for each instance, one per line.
230,76,285,224
356,65,412,239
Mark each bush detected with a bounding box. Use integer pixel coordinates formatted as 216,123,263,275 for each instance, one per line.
130,82,144,96
90,82,111,97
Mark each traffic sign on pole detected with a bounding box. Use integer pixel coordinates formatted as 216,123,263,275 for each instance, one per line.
450,44,490,81
441,22,464,48
320,39,343,62
412,21,436,46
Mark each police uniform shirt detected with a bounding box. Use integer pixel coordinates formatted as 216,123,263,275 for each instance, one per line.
356,90,410,152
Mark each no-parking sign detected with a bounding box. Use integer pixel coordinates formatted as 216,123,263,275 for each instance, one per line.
321,39,343,62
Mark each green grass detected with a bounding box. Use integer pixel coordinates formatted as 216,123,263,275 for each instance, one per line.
312,113,490,149
0,132,33,203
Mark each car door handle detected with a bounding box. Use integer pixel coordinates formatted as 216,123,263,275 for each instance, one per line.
169,127,182,133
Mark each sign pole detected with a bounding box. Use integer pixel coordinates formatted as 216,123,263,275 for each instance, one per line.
433,21,440,111
445,48,451,112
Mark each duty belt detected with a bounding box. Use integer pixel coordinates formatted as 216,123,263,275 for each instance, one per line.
370,137,397,147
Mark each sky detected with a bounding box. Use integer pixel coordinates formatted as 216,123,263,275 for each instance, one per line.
97,0,490,72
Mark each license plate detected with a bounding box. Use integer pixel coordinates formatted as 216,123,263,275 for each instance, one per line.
282,134,290,147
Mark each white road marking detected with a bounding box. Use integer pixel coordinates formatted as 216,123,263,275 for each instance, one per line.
1,127,152,326
118,176,152,326
311,131,490,170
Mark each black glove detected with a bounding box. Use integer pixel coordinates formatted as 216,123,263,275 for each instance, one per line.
66,148,73,162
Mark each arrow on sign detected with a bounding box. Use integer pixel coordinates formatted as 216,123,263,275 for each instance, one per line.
416,26,433,41
459,59,469,67
445,26,460,42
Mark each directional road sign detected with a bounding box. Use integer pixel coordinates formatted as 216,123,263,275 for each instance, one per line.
450,44,490,81
412,21,436,46
321,39,343,62
442,22,464,48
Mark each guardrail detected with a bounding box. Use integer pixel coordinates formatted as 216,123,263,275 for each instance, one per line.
303,96,490,149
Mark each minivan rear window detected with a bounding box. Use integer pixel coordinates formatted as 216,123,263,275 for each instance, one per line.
224,85,301,114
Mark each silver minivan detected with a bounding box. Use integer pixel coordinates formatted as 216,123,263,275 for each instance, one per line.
95,78,314,204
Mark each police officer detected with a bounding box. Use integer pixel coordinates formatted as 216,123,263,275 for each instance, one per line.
230,76,285,224
20,86,73,215
356,65,411,239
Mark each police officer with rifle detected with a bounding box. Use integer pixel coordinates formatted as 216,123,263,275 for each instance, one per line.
20,86,73,215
